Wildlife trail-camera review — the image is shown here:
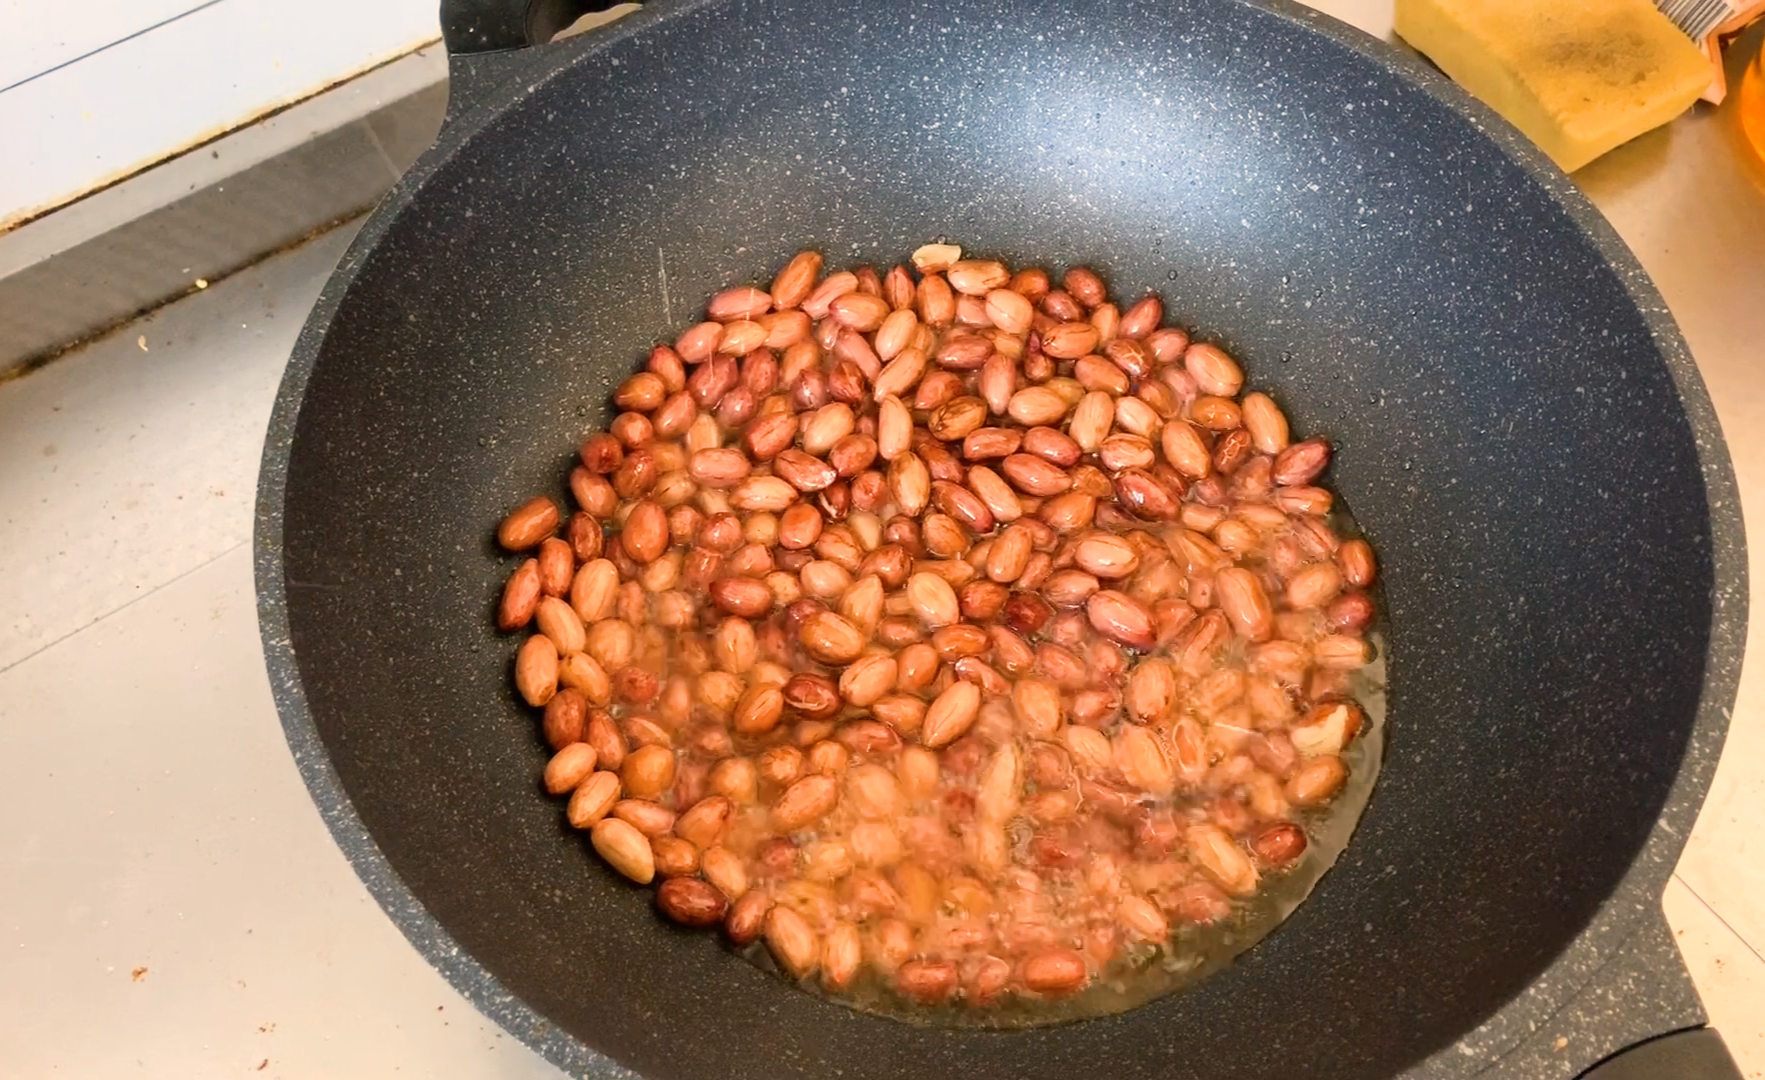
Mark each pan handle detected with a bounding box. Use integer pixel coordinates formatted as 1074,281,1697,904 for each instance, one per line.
440,0,631,53
1577,1028,1742,1080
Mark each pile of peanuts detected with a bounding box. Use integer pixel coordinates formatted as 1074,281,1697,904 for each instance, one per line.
492,243,1378,1011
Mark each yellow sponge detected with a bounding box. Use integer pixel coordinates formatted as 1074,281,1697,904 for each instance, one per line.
1395,0,1710,172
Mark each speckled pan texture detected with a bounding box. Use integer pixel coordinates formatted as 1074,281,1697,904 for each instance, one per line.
253,1,1746,1079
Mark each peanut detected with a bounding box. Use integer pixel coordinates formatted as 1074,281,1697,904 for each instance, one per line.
701,846,749,899
1020,948,1088,996
1252,822,1309,866
656,877,729,927
725,891,771,945
896,959,959,1003
620,744,676,800
922,680,982,748
514,635,559,706
566,770,620,829
543,743,598,795
772,774,840,832
498,496,560,551
498,558,542,631
591,818,655,884
838,654,898,707
764,905,819,979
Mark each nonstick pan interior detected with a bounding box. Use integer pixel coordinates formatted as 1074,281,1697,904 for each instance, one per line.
258,1,1742,1078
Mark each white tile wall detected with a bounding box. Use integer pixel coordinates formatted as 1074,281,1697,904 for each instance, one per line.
0,0,439,229
0,0,210,89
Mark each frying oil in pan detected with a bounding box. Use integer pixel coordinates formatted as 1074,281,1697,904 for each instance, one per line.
737,644,1386,1027
510,247,1390,1022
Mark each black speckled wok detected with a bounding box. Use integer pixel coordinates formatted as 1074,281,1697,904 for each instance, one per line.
254,1,1748,1077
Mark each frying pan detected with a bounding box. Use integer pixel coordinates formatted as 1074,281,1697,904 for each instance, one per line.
253,0,1750,1077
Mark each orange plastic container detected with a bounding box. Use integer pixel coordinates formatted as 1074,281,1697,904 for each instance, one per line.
1742,38,1765,161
